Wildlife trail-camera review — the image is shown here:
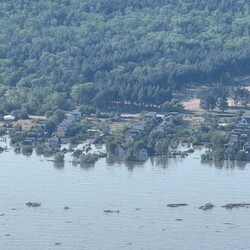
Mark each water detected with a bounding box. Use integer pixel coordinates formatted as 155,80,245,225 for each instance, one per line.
1,138,250,250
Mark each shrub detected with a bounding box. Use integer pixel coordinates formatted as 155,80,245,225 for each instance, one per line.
79,154,98,164
54,152,64,162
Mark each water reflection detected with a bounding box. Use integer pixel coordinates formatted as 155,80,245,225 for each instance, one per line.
106,155,148,171
207,160,248,170
79,163,95,171
154,156,169,168
124,160,145,172
236,161,247,169
53,161,65,170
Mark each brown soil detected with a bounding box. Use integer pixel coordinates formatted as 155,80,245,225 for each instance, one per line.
182,98,202,112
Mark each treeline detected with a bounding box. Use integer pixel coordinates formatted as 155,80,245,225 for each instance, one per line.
0,0,249,114
199,86,250,111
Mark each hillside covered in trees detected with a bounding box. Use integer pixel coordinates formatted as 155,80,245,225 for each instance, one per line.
0,0,250,114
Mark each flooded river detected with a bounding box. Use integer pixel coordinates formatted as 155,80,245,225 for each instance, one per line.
1,138,250,250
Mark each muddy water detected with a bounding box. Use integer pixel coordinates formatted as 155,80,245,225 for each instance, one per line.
0,138,250,250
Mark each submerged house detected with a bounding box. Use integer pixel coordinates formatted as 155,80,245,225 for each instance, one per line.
138,148,148,157
55,110,81,138
48,137,61,148
114,145,127,157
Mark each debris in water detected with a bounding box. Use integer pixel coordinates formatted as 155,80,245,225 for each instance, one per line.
167,203,188,208
104,210,120,213
199,203,215,210
26,202,41,207
222,203,250,209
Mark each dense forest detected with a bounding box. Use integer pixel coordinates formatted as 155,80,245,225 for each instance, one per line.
0,0,250,115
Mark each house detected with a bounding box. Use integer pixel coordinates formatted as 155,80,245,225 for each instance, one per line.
228,135,238,145
66,114,77,123
239,112,250,126
243,143,250,153
138,148,148,157
35,123,46,132
239,118,250,126
144,112,157,119
71,110,82,120
27,132,38,140
165,115,173,125
56,127,68,137
23,139,34,146
48,137,61,148
132,123,145,131
126,136,135,146
114,145,127,157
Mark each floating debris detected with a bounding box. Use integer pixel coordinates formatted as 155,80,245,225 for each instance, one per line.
175,219,183,221
26,202,41,207
0,214,5,216
199,203,215,210
167,203,188,208
55,243,62,246
222,203,250,209
104,210,120,213
64,206,70,210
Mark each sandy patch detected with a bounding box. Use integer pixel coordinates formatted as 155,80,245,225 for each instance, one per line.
13,119,35,131
182,98,201,111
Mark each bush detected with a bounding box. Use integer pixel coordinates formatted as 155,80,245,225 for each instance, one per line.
22,145,33,155
54,152,64,162
79,154,98,164
236,151,247,161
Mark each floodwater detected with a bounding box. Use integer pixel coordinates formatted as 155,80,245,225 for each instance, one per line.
1,137,250,250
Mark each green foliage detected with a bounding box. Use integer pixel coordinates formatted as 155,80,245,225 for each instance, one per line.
9,130,26,144
45,116,58,134
0,1,249,113
230,87,250,107
54,152,65,162
79,153,99,165
22,145,33,155
106,141,117,154
236,150,248,161
155,139,169,155
124,148,136,162
162,99,183,112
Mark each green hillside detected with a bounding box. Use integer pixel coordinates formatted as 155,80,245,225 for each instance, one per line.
0,0,249,114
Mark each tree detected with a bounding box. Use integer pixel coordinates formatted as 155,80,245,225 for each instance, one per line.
155,139,169,155
54,152,65,162
71,83,97,105
217,96,228,112
200,94,216,111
